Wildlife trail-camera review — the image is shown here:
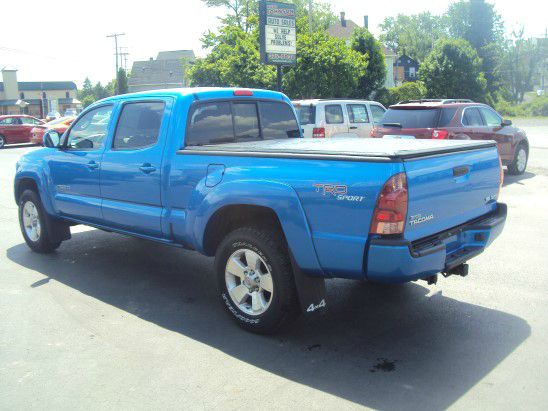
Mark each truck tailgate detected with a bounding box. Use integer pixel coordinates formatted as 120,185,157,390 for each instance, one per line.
403,146,501,241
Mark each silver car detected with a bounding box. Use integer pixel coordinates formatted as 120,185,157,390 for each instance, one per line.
292,99,386,138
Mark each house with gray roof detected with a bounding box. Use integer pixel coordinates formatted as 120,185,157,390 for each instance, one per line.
128,50,195,93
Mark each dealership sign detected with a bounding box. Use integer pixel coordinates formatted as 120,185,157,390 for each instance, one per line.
259,1,296,66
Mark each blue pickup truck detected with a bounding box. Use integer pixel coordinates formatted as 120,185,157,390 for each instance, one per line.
14,88,506,333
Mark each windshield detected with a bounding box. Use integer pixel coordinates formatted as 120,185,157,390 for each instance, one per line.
294,104,316,125
381,108,440,128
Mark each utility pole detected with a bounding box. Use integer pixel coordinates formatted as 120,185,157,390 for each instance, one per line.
106,33,125,94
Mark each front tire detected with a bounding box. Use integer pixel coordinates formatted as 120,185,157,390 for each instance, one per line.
215,227,298,334
0,134,6,149
18,190,61,253
508,144,528,175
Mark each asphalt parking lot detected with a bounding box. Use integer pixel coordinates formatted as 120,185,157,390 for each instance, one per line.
1,120,547,410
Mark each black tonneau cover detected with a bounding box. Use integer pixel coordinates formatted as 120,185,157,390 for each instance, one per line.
178,137,496,162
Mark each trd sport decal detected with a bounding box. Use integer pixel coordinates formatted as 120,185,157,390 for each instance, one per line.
313,183,365,202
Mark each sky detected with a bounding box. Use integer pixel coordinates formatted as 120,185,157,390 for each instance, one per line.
1,0,545,88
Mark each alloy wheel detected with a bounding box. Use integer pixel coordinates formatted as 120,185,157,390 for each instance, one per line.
225,248,274,316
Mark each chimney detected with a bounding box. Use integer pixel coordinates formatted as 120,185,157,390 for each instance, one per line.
340,12,346,27
364,15,369,29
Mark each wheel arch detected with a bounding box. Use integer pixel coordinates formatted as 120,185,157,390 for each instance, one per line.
191,180,324,276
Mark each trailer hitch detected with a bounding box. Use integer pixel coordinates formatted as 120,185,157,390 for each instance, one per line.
442,263,469,278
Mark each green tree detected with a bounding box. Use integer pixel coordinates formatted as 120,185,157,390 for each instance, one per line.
350,27,386,98
283,31,366,98
116,68,128,94
420,38,487,101
379,12,446,62
81,77,93,98
446,0,505,95
201,0,257,32
189,25,276,88
500,28,542,103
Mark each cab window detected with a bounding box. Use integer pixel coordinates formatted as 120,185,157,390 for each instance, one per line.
113,102,165,150
259,101,300,139
186,102,233,146
65,105,113,150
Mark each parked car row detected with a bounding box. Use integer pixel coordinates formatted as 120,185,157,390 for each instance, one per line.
293,98,529,175
0,115,75,148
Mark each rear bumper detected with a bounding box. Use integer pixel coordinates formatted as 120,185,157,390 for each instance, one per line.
366,203,507,283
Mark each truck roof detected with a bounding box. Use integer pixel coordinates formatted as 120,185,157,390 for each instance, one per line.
96,87,288,105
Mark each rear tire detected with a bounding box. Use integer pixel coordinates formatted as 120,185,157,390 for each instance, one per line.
507,144,528,175
18,190,61,253
0,134,5,149
215,226,299,334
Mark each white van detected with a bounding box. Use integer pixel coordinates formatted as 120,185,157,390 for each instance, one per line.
292,99,387,138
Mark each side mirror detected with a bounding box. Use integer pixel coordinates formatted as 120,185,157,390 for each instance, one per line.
43,130,61,148
501,119,512,127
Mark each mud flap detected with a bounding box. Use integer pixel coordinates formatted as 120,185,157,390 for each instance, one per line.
289,252,327,316
46,217,71,243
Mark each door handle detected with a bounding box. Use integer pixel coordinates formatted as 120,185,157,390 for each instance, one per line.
349,126,358,129
139,163,156,174
86,161,99,170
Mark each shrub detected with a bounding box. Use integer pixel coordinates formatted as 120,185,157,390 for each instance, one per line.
495,96,548,117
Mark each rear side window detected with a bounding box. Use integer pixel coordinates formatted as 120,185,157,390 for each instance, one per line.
382,108,439,128
370,105,386,123
294,104,316,125
462,107,484,126
113,102,165,150
186,102,233,145
347,104,370,123
233,103,260,140
480,107,502,127
260,101,300,139
438,108,458,127
186,100,299,146
325,105,344,124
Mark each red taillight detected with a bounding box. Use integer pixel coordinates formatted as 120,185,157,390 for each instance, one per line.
432,129,448,139
234,89,253,96
312,127,325,138
370,172,408,235
370,128,376,137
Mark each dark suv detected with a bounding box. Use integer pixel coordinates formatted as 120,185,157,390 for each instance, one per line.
370,99,529,175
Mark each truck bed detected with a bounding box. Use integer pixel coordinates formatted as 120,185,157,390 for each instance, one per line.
179,138,496,161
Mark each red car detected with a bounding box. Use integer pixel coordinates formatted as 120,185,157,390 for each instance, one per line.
30,116,75,145
0,115,45,148
370,99,529,175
